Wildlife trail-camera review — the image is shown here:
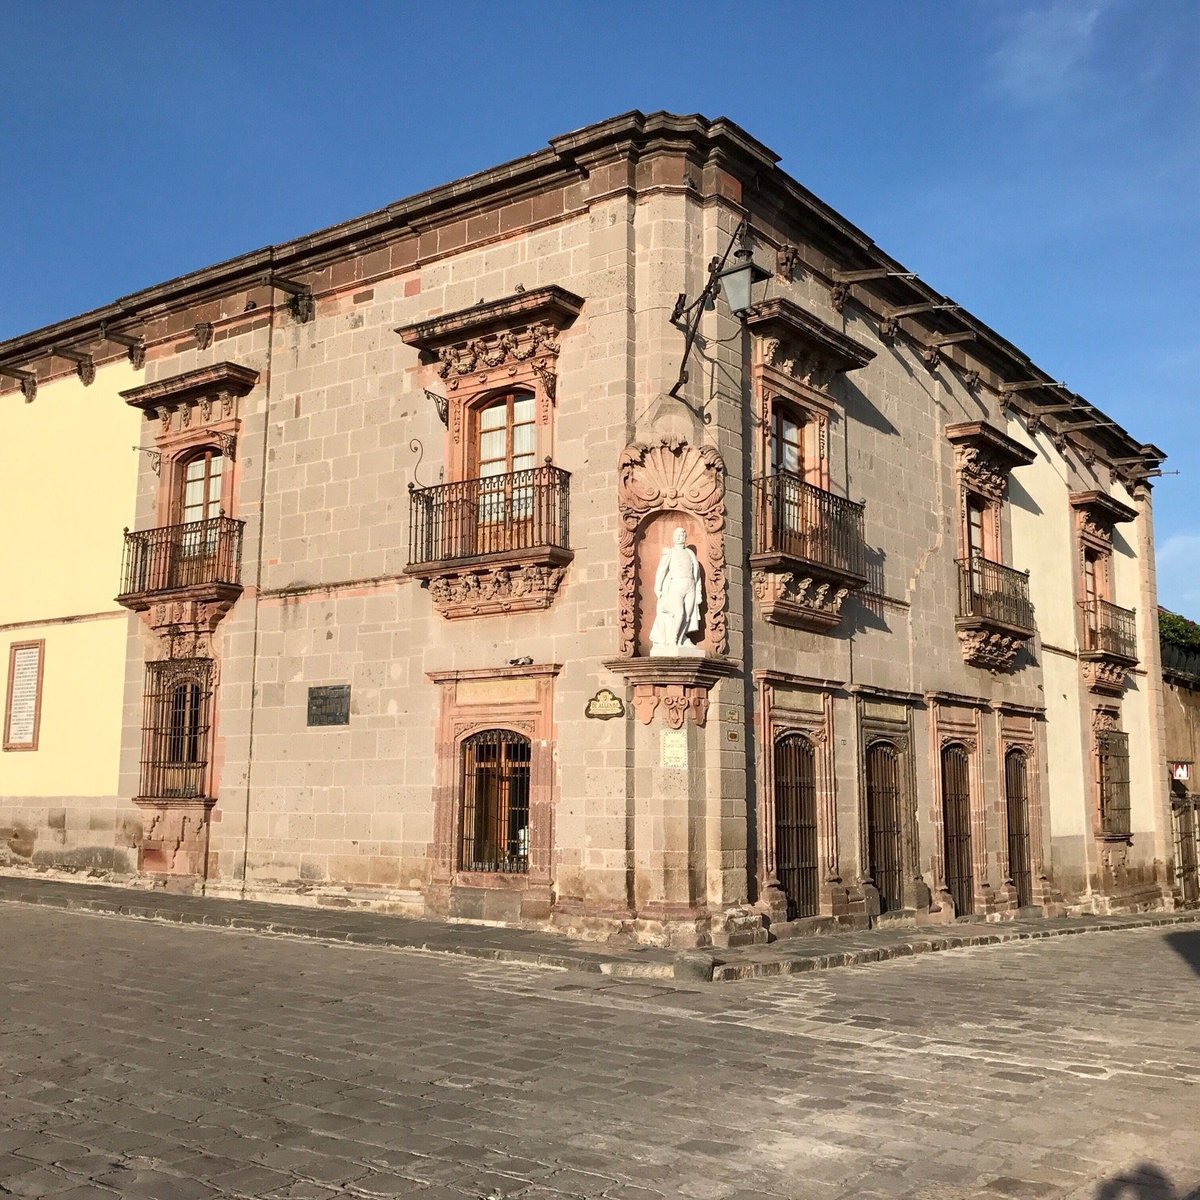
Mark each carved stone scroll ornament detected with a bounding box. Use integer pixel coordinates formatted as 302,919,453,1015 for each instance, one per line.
957,627,1024,671
1082,657,1130,696
760,336,836,393
427,563,566,620
954,445,1008,503
751,570,851,633
617,438,727,657
631,682,710,729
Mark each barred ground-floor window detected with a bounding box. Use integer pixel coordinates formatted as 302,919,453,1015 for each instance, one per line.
460,728,531,873
1097,730,1131,838
139,659,214,800
941,743,974,917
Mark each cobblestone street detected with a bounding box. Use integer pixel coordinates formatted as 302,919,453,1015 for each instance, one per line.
1,905,1197,1200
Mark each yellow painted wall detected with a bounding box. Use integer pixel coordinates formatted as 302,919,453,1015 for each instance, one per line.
0,361,142,626
0,617,130,795
0,361,141,799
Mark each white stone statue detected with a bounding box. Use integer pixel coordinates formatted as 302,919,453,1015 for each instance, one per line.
649,526,703,656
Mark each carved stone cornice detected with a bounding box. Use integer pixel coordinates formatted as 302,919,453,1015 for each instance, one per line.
1071,490,1137,551
747,297,874,396
617,438,728,657
603,657,741,729
946,420,1035,503
121,361,260,421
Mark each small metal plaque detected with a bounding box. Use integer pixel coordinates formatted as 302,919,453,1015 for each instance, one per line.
307,685,351,727
585,688,625,720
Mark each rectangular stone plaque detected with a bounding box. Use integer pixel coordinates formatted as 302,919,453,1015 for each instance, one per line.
660,728,688,770
307,685,351,727
4,641,44,751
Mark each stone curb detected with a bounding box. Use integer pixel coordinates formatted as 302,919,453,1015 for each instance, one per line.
708,911,1200,981
2,876,1196,985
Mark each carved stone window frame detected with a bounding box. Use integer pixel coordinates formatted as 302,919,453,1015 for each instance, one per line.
426,665,561,915
945,421,1035,563
753,672,840,922
396,286,583,482
746,297,874,485
121,361,259,527
927,693,988,912
996,703,1047,902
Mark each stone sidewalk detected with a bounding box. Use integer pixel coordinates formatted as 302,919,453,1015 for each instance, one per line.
1,870,1197,983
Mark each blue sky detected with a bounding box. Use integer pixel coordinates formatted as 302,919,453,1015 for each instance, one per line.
2,1,1196,608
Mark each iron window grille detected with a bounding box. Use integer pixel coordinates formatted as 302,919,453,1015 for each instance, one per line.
1004,748,1034,908
1097,729,1132,838
773,733,820,920
460,729,532,873
941,743,974,916
864,741,905,915
139,658,214,801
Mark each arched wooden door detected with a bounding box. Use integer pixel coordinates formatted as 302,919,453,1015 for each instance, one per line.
941,743,974,917
774,733,819,920
1004,748,1033,909
865,741,904,913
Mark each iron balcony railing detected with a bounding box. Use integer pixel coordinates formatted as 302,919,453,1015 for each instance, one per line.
957,555,1035,633
119,515,245,599
752,473,867,580
407,463,570,568
1162,640,1200,680
1082,597,1138,660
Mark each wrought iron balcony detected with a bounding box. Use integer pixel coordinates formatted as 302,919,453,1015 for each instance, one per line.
1082,598,1138,662
751,473,868,581
117,516,245,610
957,556,1035,635
406,464,572,618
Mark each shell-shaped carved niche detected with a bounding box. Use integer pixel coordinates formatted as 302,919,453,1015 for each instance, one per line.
616,438,728,657
618,438,725,532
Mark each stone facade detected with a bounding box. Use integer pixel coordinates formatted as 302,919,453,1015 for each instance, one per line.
0,111,1178,944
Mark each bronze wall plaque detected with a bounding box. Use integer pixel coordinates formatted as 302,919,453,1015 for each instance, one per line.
307,685,351,727
585,688,625,720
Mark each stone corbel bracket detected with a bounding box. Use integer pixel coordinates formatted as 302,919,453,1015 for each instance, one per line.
603,657,741,729
397,286,584,443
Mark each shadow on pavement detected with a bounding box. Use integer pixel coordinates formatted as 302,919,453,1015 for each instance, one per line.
1164,929,1200,977
1094,1162,1200,1199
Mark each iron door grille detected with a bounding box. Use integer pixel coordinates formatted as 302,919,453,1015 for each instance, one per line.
1004,748,1033,909
139,659,214,800
1172,797,1199,905
1097,730,1131,837
460,730,532,873
774,733,819,920
865,741,904,914
941,744,974,916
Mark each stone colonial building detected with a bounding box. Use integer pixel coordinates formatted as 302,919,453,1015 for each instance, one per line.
0,111,1182,944
1160,611,1200,906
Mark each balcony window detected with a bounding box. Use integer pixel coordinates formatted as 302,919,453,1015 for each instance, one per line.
957,556,1034,634
752,474,867,580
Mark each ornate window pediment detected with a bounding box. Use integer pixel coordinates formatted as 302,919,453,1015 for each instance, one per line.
397,286,583,457
1070,490,1137,551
